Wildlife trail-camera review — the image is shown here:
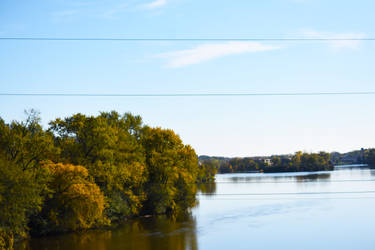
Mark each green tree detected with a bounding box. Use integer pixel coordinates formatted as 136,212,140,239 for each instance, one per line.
141,127,199,215
0,110,211,247
0,111,56,247
197,159,217,182
0,110,58,171
0,155,49,247
364,149,375,166
49,112,147,220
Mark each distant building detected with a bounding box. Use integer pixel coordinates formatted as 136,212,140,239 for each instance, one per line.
263,158,272,165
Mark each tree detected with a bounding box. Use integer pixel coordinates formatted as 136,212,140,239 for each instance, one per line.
0,110,58,171
271,156,282,167
364,149,375,166
49,112,147,220
0,111,56,246
0,110,211,248
197,159,217,182
0,155,49,246
141,127,199,215
32,162,107,234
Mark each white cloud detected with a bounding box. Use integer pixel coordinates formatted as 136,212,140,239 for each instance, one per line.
301,30,366,50
141,0,167,9
157,42,281,68
290,0,311,3
51,9,80,22
100,3,130,19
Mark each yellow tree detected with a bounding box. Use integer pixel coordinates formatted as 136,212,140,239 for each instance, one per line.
36,163,108,233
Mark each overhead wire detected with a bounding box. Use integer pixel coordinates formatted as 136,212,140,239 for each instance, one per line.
0,37,374,41
198,190,375,196
1,92,375,97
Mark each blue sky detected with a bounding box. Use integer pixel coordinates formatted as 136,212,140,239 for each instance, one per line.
1,0,375,156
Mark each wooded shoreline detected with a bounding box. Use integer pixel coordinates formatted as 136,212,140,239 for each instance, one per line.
2,110,375,249
0,110,215,249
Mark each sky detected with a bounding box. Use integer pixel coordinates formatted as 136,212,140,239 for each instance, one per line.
0,0,375,157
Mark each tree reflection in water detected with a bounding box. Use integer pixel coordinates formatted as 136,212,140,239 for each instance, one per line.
295,173,331,182
197,182,217,196
16,214,198,250
227,172,331,183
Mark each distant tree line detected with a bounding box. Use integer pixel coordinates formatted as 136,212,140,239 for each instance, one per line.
264,151,333,172
363,149,375,167
0,110,215,249
201,147,375,174
200,151,334,173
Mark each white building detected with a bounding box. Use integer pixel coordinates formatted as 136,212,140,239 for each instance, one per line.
264,158,272,165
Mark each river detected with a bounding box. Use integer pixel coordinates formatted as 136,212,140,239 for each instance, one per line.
16,165,375,250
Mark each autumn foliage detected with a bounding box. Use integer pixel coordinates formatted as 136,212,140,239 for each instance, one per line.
36,163,107,233
0,110,213,249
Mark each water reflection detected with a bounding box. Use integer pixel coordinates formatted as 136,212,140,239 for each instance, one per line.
334,164,368,169
226,172,332,183
197,182,217,196
16,214,198,250
16,167,375,250
295,173,330,182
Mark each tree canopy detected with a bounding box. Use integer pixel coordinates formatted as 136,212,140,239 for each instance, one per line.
0,110,214,249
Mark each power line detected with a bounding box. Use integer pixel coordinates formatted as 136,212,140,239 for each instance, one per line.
198,191,375,196
1,91,375,97
0,37,374,42
199,197,375,200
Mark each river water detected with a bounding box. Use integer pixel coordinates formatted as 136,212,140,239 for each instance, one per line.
17,165,375,250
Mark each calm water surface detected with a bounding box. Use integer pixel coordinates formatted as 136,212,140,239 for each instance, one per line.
17,166,375,250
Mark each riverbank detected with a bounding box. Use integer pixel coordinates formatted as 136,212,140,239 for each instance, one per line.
0,111,215,249
16,166,375,250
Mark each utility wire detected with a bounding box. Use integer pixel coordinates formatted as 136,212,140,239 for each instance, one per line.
0,37,374,41
199,196,375,200
1,91,375,97
198,191,375,196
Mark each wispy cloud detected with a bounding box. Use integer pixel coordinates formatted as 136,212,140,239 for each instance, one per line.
50,0,165,22
157,42,281,68
141,0,167,9
290,0,311,3
301,30,366,50
100,2,130,19
51,9,80,23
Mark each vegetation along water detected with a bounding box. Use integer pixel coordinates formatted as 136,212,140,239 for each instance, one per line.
15,166,375,250
1,110,375,249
